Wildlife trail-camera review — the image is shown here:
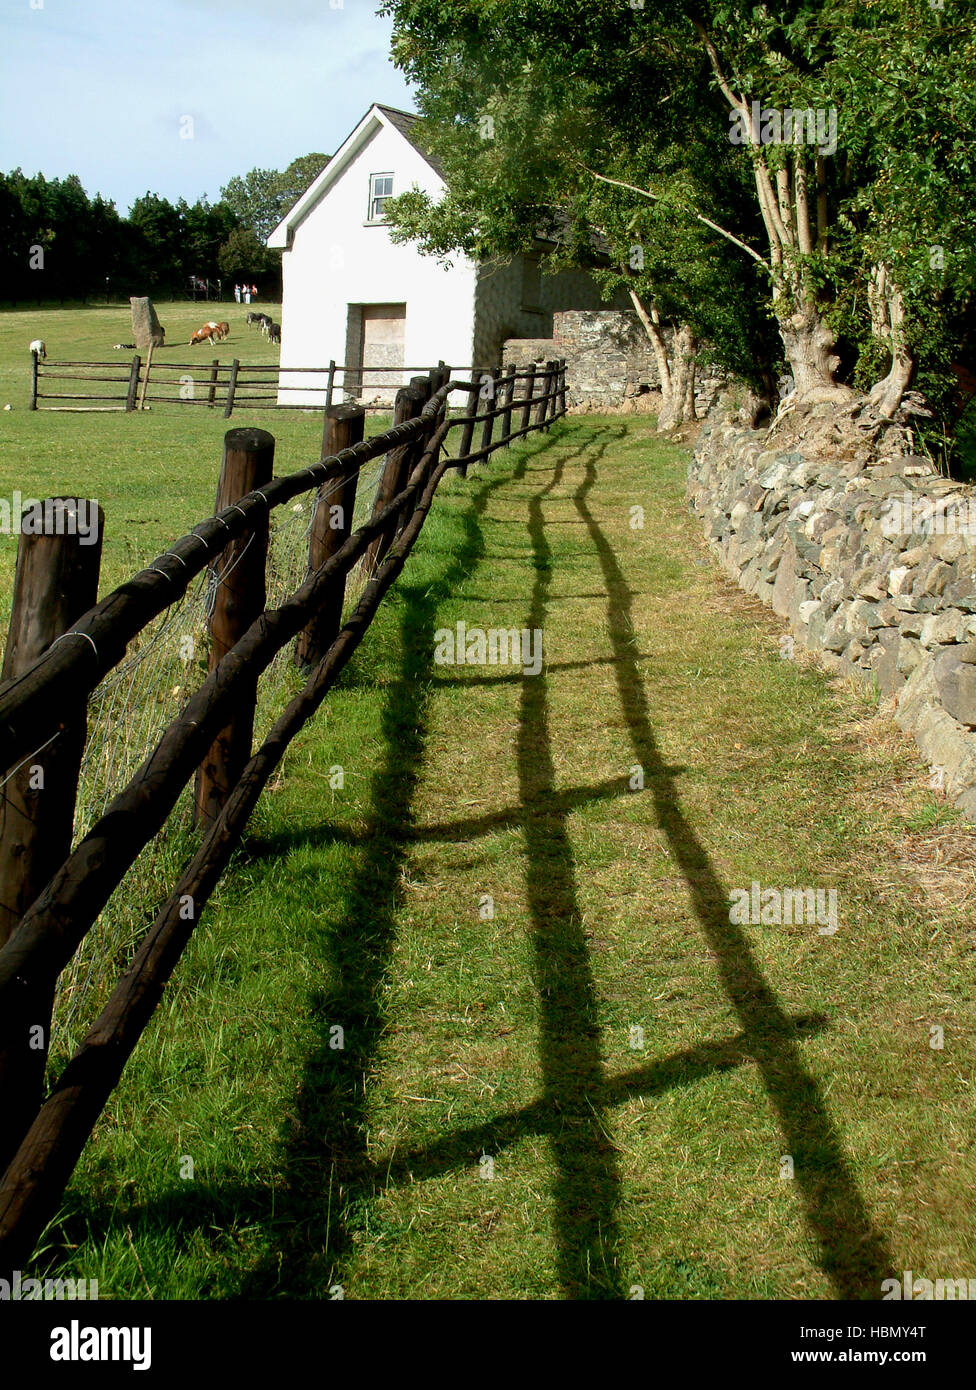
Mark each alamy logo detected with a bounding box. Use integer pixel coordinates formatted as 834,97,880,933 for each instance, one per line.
50,1320,151,1371
880,491,976,538
0,494,100,545
729,881,838,935
434,621,543,676
729,102,838,157
882,1271,976,1300
1,1270,98,1300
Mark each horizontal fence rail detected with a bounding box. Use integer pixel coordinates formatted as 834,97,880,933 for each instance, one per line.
0,356,566,1272
30,351,510,415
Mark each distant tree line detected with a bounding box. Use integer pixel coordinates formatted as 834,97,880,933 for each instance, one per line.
0,153,329,304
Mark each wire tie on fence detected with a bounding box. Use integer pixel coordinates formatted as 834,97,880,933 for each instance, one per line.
146,566,176,582
50,630,99,660
230,505,249,520
185,533,210,554
159,550,188,568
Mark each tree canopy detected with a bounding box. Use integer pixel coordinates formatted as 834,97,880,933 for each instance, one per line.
1,150,331,303
382,0,976,445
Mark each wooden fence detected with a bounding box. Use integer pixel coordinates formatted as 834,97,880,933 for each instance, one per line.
0,358,566,1273
29,351,501,416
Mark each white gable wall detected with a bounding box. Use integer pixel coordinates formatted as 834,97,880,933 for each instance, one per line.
277,118,478,407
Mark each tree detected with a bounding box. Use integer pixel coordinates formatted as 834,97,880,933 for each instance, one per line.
219,167,283,243
383,0,976,440
217,225,275,282
274,153,330,218
382,0,776,428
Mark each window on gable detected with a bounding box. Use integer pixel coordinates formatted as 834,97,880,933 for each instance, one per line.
368,173,394,221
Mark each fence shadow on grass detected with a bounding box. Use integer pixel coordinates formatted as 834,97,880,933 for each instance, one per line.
569,450,894,1298
232,433,559,1295
510,437,626,1297
237,427,633,1298
47,422,891,1300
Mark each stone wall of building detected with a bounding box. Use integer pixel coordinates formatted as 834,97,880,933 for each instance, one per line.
688,411,976,818
503,308,728,413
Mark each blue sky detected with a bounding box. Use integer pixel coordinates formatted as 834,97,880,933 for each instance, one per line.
0,0,415,213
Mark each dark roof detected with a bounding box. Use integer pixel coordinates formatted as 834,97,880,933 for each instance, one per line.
375,105,446,180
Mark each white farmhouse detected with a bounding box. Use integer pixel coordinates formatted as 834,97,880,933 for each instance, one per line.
266,103,624,405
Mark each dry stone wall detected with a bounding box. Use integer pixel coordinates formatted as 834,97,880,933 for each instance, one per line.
688,413,976,818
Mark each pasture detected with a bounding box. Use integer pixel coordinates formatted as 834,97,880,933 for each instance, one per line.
0,301,391,635
1,302,973,1302
7,410,973,1300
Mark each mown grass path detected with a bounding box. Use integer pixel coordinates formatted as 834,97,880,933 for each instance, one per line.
44,417,974,1300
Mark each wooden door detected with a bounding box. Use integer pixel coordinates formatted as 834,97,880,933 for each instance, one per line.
360,303,406,397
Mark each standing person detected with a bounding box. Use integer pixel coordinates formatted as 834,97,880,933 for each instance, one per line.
244,285,251,304
250,283,258,301
234,283,241,303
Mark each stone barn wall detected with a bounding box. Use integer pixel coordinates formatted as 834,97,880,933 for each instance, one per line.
503,309,728,414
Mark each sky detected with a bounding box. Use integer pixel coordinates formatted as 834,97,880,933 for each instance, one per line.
0,0,416,214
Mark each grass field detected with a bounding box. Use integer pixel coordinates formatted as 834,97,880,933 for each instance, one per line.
2,305,974,1301
0,301,396,634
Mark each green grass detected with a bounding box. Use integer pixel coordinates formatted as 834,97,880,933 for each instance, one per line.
0,300,394,632
3,305,975,1301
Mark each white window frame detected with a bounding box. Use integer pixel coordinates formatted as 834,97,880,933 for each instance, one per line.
367,172,394,223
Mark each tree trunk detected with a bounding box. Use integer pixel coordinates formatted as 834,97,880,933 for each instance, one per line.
867,270,914,418
779,304,852,407
658,323,698,430
628,291,698,431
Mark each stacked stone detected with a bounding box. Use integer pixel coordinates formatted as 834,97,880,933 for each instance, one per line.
504,315,730,411
688,414,976,817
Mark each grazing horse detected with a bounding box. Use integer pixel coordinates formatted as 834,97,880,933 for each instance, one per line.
268,322,281,345
29,338,46,359
189,324,217,345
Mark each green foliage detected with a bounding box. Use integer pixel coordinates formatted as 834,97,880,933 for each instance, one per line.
218,167,283,243
219,154,331,242
217,226,276,281
383,0,976,440
0,150,330,305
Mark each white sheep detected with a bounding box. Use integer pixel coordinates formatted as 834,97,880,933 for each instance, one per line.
29,339,46,359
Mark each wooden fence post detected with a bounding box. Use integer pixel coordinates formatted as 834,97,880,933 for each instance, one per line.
535,360,552,429
457,374,481,477
480,366,501,458
223,358,240,419
0,499,104,1174
500,362,517,445
294,404,366,669
558,357,568,415
194,429,274,828
124,354,141,412
29,350,39,411
137,342,154,412
362,382,427,576
520,365,537,433
396,375,433,534
207,358,219,408
397,375,438,535
548,359,562,424
325,359,336,412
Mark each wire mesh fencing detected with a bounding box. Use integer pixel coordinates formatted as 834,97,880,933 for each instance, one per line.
50,450,389,1060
